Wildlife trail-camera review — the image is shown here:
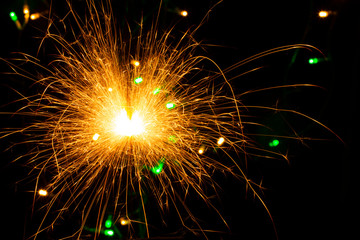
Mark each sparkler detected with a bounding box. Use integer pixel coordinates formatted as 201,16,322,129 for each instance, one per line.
1,0,342,239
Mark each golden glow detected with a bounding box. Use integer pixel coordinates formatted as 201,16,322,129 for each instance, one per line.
108,87,113,92
319,10,329,18
30,13,40,20
38,189,48,196
113,109,145,136
217,137,225,146
180,10,188,17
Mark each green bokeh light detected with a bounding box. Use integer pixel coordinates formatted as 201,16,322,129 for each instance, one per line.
104,219,112,228
104,229,114,236
150,158,165,175
269,139,280,147
168,135,177,143
308,58,319,64
166,102,175,109
9,12,18,22
134,77,143,84
153,87,161,95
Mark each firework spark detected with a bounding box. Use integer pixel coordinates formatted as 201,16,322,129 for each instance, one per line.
1,0,342,239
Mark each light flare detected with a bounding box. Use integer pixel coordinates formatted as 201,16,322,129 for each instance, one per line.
113,109,145,137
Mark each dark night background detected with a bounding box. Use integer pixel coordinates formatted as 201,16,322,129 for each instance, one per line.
0,0,357,239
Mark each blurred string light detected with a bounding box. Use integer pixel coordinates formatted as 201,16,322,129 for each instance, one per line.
103,229,114,236
308,58,319,64
23,4,30,25
318,10,329,18
198,145,205,154
217,137,225,146
180,10,188,17
131,60,140,67
30,13,41,20
153,87,161,95
134,77,143,84
38,189,48,196
9,3,42,31
150,158,165,175
166,102,175,109
9,11,18,21
308,57,326,65
104,217,113,228
9,11,22,30
268,139,280,147
120,217,130,225
92,133,100,141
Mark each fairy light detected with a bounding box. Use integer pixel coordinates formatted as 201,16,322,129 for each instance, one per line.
269,139,280,147
134,77,143,84
104,229,114,236
38,189,48,196
23,8,29,15
150,159,165,175
180,10,188,17
308,58,319,64
104,219,112,228
166,102,175,109
30,13,41,20
319,10,329,18
168,135,177,143
217,137,225,146
120,217,130,225
153,87,161,95
131,60,140,67
9,12,18,22
198,146,205,154
92,133,100,141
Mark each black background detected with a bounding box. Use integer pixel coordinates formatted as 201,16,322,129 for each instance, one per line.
0,0,357,239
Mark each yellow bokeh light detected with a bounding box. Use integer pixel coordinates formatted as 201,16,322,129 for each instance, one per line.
180,10,188,17
131,60,140,67
198,146,205,154
38,189,48,196
93,133,100,141
319,11,329,18
120,217,130,225
113,109,145,136
30,13,40,20
217,137,225,146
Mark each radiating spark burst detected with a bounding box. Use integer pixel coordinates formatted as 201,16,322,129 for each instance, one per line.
1,0,343,239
